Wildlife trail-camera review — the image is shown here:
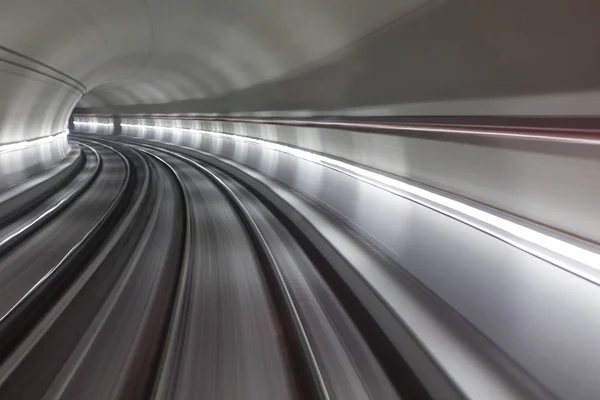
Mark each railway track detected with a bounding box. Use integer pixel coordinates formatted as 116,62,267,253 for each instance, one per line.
0,135,417,399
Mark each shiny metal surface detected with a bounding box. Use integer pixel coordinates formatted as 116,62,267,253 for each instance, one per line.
143,144,402,400
1,0,600,398
142,150,299,400
0,133,71,190
108,132,600,400
0,136,427,399
108,116,600,248
1,130,599,399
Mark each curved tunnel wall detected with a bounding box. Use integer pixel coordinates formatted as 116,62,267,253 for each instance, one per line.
0,132,70,190
74,115,600,245
1,0,599,145
73,115,600,400
75,0,600,116
2,0,600,185
3,0,600,396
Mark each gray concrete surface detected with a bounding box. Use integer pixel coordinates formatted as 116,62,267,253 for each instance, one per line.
74,0,600,116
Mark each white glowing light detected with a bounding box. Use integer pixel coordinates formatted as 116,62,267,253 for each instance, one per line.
74,121,113,128
0,130,69,154
120,122,600,278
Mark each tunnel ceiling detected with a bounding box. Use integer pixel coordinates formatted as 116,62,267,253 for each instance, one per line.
1,0,600,142
76,0,425,106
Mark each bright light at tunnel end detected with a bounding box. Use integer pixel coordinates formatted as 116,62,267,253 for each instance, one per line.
112,122,600,281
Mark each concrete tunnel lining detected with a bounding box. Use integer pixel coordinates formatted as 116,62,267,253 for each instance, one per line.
2,0,600,397
2,0,600,240
1,0,600,144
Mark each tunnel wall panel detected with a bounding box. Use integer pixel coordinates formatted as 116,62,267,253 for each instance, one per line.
0,61,76,187
93,116,600,244
92,118,600,400
73,117,115,135
0,132,70,190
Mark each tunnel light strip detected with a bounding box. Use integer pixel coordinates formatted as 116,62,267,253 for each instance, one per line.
121,123,600,279
0,130,69,154
73,121,113,128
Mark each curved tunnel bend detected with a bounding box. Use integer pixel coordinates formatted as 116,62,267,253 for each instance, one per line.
1,0,600,399
0,137,425,400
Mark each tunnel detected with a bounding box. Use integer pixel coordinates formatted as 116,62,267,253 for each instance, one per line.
0,0,600,399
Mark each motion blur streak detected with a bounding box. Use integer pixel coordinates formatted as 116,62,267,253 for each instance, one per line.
0,137,413,400
0,131,69,153
171,117,600,145
1,122,600,399
2,0,600,399
73,122,113,128
119,122,600,282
